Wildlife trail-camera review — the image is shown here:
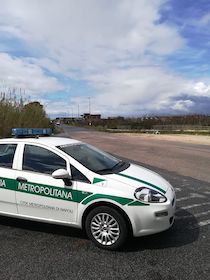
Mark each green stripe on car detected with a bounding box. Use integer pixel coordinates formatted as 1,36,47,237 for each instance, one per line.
93,178,106,184
128,200,149,206
0,176,148,206
0,177,92,203
117,173,166,194
81,194,133,205
81,194,149,206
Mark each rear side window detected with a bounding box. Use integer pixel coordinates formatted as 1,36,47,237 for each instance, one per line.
23,145,66,175
0,144,17,168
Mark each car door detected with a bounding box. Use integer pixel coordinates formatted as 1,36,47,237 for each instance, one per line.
0,143,18,213
15,143,78,224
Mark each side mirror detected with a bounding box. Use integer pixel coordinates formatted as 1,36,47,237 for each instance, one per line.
52,169,72,186
52,169,70,179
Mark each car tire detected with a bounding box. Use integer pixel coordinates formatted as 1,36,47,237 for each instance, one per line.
85,206,128,250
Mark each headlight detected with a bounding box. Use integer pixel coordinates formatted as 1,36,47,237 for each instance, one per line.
134,187,167,203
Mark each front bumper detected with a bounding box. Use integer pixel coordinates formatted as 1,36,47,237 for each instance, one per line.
126,185,176,237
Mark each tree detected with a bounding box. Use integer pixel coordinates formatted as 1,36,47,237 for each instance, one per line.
19,101,50,128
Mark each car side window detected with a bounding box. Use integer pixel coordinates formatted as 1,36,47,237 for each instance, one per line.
71,165,90,183
0,144,17,168
23,144,66,175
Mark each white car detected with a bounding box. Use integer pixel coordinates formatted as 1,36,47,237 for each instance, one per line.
0,128,176,250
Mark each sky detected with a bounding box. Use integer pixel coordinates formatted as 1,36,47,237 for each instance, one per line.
0,0,210,118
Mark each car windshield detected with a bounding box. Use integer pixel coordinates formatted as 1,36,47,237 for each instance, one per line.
57,143,128,174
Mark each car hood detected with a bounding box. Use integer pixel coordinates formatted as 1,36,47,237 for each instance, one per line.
106,163,170,194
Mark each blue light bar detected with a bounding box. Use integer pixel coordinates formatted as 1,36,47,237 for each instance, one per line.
12,128,52,138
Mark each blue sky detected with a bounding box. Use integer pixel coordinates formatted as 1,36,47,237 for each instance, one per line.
161,0,210,77
0,0,210,117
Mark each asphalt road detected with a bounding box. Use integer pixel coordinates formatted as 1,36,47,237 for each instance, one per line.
0,126,209,280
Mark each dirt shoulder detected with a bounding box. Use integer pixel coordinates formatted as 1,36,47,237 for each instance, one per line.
119,133,210,146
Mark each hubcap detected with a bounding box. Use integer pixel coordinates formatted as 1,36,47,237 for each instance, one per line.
90,213,120,246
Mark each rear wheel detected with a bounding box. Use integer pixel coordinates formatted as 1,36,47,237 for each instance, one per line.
85,206,128,250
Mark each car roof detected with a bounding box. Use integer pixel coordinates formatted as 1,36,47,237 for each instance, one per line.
0,136,81,148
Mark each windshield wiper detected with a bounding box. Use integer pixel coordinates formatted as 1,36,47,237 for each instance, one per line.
111,160,125,170
97,161,125,174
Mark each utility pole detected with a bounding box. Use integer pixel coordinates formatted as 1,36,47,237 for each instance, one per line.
71,107,73,119
88,97,91,115
88,97,91,125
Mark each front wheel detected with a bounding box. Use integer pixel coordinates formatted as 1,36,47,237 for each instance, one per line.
85,206,128,250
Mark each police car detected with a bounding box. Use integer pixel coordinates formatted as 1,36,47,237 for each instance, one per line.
0,128,176,250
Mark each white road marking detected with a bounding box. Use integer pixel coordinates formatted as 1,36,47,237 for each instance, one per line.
174,187,182,192
176,209,210,220
204,191,210,195
198,219,210,227
176,193,206,202
176,202,210,211
190,219,210,229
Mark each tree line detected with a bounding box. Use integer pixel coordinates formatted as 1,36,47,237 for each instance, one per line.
0,94,51,138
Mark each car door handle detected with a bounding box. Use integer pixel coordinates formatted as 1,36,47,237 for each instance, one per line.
16,177,28,183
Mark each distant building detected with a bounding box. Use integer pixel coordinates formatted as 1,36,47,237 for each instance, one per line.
55,117,76,124
107,116,124,121
82,113,101,120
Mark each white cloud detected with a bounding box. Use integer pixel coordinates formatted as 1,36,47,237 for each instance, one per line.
199,12,210,26
0,53,64,96
172,100,194,112
88,66,191,114
0,0,197,116
0,0,184,71
193,82,210,96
